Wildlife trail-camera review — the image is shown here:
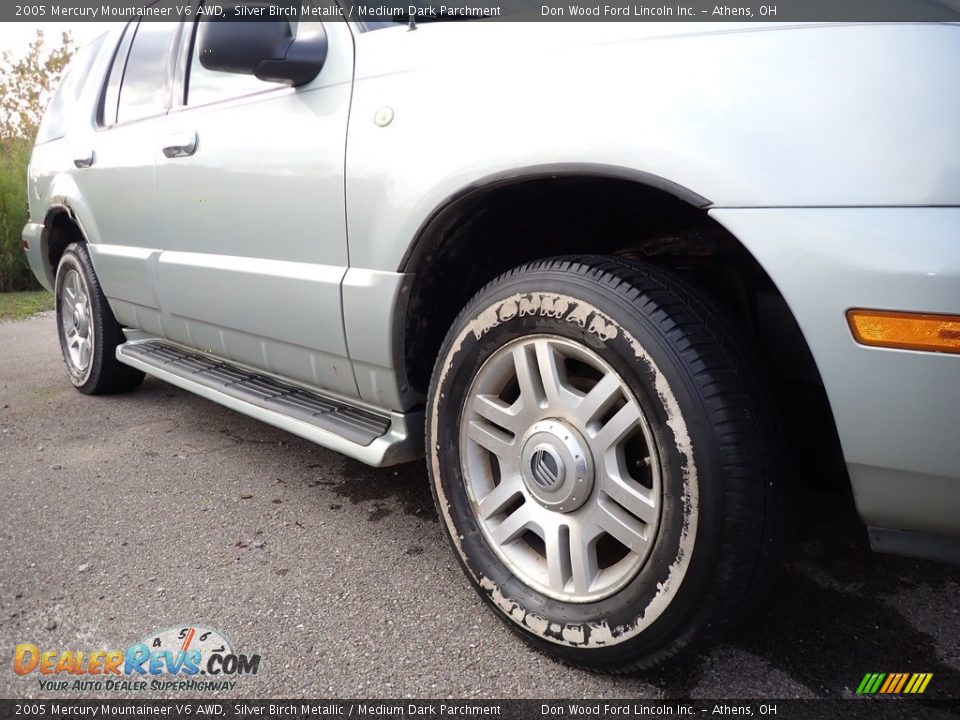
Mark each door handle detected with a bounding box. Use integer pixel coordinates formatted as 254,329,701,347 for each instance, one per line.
161,131,199,158
73,151,95,168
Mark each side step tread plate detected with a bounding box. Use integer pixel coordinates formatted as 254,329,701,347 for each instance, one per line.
119,340,390,446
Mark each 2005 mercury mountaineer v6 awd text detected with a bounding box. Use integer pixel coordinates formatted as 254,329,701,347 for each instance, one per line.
21,11,960,671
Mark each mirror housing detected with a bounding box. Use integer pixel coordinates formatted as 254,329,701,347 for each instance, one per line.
198,10,327,87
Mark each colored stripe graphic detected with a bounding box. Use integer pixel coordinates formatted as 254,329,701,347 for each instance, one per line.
857,673,876,694
857,672,932,694
887,673,902,693
879,674,895,693
908,673,934,694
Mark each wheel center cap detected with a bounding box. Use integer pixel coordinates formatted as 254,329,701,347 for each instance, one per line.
530,446,564,490
519,420,594,513
73,306,89,337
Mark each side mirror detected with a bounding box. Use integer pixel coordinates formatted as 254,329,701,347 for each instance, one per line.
198,11,327,87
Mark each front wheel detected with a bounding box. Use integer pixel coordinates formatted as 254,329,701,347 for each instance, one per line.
55,242,144,395
427,256,785,671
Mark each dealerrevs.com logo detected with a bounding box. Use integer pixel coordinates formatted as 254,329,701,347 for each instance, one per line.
13,625,260,693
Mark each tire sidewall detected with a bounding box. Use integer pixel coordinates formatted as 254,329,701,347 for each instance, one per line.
428,268,727,664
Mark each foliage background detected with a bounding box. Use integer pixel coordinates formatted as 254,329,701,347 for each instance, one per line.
0,31,74,291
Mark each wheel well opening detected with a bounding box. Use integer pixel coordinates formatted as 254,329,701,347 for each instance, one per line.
45,211,85,275
403,175,845,486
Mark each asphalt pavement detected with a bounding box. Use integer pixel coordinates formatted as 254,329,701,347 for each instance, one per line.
1,313,958,701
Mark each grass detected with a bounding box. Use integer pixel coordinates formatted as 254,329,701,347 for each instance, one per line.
0,290,54,321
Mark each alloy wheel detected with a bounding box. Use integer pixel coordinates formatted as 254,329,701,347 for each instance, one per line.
459,335,662,603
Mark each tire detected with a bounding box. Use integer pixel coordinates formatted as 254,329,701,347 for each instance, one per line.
54,242,145,395
427,255,786,671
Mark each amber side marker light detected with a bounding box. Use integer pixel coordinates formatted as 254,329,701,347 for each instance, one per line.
847,309,960,355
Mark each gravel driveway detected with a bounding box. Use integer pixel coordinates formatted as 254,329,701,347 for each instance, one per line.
1,314,958,700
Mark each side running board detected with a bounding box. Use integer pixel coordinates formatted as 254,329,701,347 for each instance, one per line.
116,339,422,467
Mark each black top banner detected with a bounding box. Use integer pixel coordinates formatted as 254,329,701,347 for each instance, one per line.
5,0,960,22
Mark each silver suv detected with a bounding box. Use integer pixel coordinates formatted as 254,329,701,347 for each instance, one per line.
23,14,960,671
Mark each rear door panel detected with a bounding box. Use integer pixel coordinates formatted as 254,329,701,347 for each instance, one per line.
72,21,180,335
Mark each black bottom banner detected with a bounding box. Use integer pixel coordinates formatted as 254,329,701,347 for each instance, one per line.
1,699,959,720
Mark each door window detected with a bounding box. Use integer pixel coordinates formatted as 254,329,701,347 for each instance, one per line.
116,20,181,124
185,12,298,107
37,33,106,143
100,22,134,127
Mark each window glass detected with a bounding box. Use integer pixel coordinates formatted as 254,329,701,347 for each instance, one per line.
100,22,134,127
186,15,294,107
36,34,106,143
116,21,180,124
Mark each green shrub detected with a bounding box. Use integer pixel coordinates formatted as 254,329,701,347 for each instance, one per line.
1,31,74,292
0,139,36,292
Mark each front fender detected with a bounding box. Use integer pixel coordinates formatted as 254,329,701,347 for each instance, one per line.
345,22,960,271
